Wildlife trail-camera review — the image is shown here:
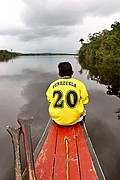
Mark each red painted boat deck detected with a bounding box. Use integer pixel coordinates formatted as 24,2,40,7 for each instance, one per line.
35,122,99,180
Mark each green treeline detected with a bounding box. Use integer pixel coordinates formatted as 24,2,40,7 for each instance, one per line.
0,50,21,62
78,21,120,97
0,50,76,62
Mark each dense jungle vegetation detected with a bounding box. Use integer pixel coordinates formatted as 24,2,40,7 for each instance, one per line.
0,50,21,62
78,21,120,98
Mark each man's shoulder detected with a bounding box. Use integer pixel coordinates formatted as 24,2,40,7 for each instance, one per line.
50,79,60,84
71,78,84,84
49,78,85,88
48,79,60,88
72,78,87,89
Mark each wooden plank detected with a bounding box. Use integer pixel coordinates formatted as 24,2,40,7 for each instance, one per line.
74,124,98,180
35,122,57,180
53,125,80,180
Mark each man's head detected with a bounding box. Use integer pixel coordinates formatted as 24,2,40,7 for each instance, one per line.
58,62,73,77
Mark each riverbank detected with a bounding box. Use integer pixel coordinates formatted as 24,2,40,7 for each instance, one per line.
0,50,22,62
0,50,77,62
21,52,76,56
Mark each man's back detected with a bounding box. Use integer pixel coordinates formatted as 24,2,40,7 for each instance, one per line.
46,77,88,126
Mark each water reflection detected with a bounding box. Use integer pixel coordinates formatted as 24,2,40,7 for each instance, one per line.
0,55,79,179
0,56,120,180
79,61,120,98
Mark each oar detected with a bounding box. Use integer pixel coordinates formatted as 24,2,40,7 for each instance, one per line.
6,126,22,180
17,118,36,180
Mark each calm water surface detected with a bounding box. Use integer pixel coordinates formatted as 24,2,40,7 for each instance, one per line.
0,56,120,180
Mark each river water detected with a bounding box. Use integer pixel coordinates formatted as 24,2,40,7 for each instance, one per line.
0,55,120,180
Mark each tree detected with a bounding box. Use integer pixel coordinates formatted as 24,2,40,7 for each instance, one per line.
78,21,120,98
79,38,84,45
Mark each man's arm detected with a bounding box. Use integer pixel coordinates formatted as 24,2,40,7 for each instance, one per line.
46,86,52,103
80,84,89,105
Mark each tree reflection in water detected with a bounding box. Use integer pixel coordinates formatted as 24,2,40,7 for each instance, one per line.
79,61,120,98
79,61,120,119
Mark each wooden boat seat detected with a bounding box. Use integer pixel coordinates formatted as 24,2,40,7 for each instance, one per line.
35,122,98,180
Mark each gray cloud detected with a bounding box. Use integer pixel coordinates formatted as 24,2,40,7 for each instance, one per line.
22,1,83,27
0,27,26,36
1,0,120,39
0,24,71,42
22,0,120,27
19,0,120,40
19,26,70,41
0,0,120,52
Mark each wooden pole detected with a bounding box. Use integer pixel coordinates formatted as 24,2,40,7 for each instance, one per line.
17,118,36,180
6,126,22,180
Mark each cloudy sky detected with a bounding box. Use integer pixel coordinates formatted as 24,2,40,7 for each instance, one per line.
0,0,120,53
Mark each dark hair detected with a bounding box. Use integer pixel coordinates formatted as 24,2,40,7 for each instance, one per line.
58,62,73,77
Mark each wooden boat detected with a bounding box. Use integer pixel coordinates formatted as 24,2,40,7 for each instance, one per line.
7,118,106,180
34,120,105,180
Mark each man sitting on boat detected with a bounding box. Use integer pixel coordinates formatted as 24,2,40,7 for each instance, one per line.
46,62,89,126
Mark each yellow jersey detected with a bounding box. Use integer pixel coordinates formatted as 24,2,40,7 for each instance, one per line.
46,77,88,126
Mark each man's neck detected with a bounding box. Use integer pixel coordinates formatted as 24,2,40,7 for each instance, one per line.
60,76,71,79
